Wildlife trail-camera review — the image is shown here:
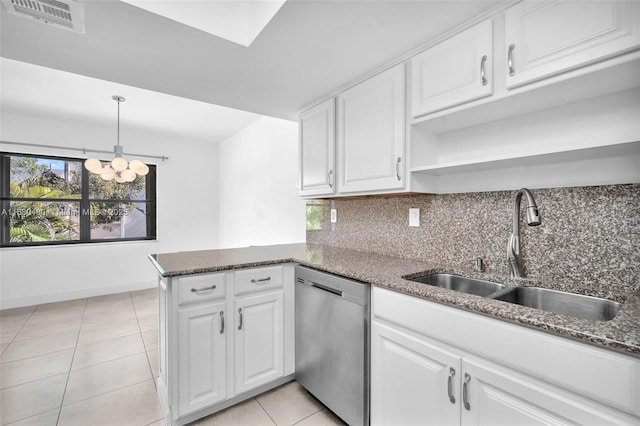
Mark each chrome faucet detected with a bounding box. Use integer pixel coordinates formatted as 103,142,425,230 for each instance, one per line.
507,188,541,278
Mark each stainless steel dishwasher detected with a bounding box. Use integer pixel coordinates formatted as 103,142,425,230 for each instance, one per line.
295,265,370,426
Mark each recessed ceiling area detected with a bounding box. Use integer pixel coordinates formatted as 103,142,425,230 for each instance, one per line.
0,0,508,121
120,0,288,47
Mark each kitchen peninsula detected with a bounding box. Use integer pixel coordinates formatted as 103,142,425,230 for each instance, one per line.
150,243,639,354
150,243,640,426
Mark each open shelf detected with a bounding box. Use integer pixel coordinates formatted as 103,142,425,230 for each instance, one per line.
411,141,640,176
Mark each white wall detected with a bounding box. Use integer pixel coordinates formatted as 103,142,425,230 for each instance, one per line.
218,116,306,248
0,112,220,308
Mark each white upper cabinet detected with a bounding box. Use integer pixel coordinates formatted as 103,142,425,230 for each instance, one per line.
412,19,493,117
505,0,640,88
300,0,640,195
298,98,336,197
337,64,406,194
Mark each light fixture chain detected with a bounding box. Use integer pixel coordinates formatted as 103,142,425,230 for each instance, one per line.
84,95,149,183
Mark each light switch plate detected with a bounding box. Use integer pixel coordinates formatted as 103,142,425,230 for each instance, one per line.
409,208,420,227
330,208,337,223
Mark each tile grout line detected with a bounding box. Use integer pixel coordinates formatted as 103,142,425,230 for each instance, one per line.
0,348,75,390
55,297,88,426
254,397,279,426
131,290,164,425
0,306,38,358
1,292,162,426
58,292,156,410
58,377,160,411
132,291,156,383
290,408,326,426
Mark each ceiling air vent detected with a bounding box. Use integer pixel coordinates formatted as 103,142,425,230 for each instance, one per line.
1,0,85,33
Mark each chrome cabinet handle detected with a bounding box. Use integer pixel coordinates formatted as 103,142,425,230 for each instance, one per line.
219,311,224,334
250,277,271,284
480,55,488,86
191,285,216,293
327,169,333,188
237,308,243,330
463,373,471,410
395,157,402,181
448,368,456,404
508,44,516,76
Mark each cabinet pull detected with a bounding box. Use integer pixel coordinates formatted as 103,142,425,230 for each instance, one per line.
463,373,471,410
508,44,516,76
395,157,402,181
448,368,456,404
219,311,225,334
237,308,243,330
480,55,488,86
327,169,333,188
250,277,271,284
190,285,216,293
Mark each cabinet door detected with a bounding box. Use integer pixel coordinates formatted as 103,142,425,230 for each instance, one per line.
412,19,493,117
505,0,640,88
461,358,634,426
177,302,226,416
299,98,336,196
337,64,406,194
235,291,284,394
371,320,461,426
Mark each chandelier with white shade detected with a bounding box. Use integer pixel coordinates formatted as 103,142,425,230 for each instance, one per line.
84,95,150,183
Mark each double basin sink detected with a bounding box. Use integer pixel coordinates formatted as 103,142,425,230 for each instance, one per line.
408,273,622,322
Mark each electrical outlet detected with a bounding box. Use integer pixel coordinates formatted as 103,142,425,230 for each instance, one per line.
330,208,337,223
409,208,420,227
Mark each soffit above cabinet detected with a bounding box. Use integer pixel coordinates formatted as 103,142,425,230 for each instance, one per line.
0,0,509,120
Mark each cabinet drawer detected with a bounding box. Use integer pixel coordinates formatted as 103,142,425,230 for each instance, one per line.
177,273,226,305
234,265,283,296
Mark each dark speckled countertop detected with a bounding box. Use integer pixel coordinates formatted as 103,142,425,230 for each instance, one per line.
149,243,640,357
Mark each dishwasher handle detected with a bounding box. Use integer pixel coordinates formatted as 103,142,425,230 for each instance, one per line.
303,280,343,297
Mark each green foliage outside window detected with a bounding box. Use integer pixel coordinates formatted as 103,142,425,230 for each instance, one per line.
306,201,325,231
1,152,156,246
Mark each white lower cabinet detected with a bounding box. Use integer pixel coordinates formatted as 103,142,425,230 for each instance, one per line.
234,291,284,394
157,264,295,426
177,301,227,414
371,287,640,426
371,321,461,425
461,358,630,426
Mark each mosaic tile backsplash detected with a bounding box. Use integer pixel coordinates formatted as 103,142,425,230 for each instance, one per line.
306,184,640,294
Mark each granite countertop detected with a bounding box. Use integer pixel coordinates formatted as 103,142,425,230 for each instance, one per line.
149,243,640,357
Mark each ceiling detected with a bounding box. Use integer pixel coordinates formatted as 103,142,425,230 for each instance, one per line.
1,0,507,141
119,0,288,47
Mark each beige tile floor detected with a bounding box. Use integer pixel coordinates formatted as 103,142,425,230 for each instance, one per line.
0,289,344,426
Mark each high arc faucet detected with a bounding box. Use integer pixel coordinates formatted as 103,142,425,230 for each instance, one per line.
507,188,541,278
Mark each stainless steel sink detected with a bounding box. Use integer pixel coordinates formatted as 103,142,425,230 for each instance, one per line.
408,273,507,297
491,286,622,321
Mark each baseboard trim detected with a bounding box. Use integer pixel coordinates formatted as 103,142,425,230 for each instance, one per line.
0,280,157,309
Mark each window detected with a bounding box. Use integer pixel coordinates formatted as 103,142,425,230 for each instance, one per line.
0,152,156,247
306,200,327,231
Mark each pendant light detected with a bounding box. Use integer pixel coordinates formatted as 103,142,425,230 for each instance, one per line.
84,95,149,182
